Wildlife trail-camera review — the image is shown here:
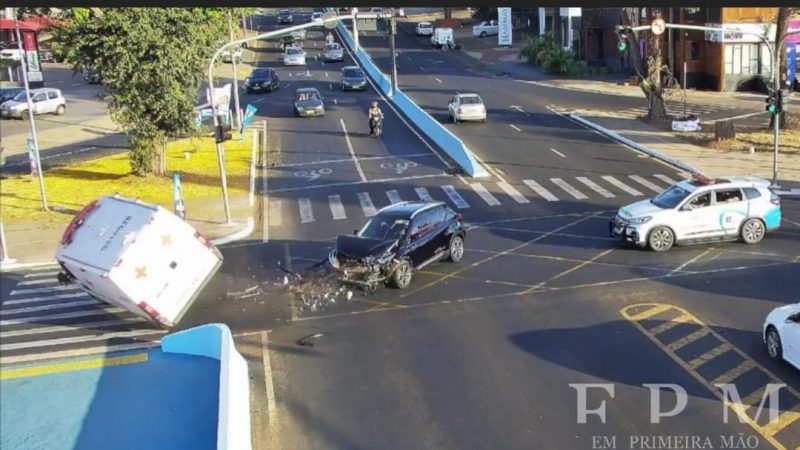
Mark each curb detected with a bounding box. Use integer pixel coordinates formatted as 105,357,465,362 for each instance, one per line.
568,113,700,175
211,217,255,247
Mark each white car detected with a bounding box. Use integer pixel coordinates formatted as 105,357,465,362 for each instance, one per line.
221,46,242,63
323,42,344,62
1,88,66,119
472,20,499,38
610,174,781,252
311,11,324,25
283,46,306,66
764,303,800,371
448,93,487,123
0,48,22,61
415,22,433,36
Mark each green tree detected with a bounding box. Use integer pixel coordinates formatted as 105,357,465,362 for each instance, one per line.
51,8,230,175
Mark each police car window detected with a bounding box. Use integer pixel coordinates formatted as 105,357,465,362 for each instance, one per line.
743,187,761,199
687,192,711,208
714,188,743,204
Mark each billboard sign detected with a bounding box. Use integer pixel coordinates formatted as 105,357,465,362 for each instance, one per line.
498,7,512,46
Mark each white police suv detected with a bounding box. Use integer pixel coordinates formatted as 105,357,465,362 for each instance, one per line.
764,302,800,371
610,174,781,252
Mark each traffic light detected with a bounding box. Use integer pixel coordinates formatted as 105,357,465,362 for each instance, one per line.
766,90,779,114
616,26,629,52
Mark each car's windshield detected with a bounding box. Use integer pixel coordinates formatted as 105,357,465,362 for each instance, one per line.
358,217,409,241
252,69,272,78
287,48,301,55
343,68,363,78
460,96,482,104
419,23,432,29
325,43,339,51
12,91,27,101
279,10,289,15
651,185,692,209
296,91,319,101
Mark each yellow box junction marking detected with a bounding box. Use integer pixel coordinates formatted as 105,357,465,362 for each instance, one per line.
621,303,800,450
0,353,148,380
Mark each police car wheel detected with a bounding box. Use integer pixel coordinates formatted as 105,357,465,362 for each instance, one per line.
740,218,765,244
647,226,674,252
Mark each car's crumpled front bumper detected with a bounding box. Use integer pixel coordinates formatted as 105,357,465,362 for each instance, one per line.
609,216,645,246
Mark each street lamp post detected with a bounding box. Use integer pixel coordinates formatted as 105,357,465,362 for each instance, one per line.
389,12,398,94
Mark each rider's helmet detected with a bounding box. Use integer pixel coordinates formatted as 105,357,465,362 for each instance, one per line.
371,100,378,108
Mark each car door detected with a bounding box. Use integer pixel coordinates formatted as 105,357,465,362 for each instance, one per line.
710,188,749,236
782,314,800,368
674,190,713,239
31,92,47,114
405,210,436,267
47,91,61,112
425,206,450,258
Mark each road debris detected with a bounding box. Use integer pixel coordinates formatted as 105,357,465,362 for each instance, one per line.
296,333,325,346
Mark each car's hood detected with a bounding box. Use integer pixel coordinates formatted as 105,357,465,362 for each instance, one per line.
618,199,666,218
336,235,396,260
295,99,322,108
325,48,343,53
249,77,272,83
1,100,23,108
767,303,800,323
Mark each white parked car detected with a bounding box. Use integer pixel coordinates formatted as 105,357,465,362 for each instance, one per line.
472,20,499,38
283,46,307,66
221,46,242,63
1,88,66,119
448,93,487,123
764,303,800,371
610,175,782,252
323,42,344,62
415,22,433,36
311,11,324,26
0,48,22,61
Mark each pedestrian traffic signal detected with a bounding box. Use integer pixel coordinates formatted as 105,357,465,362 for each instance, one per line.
766,90,780,114
615,27,629,52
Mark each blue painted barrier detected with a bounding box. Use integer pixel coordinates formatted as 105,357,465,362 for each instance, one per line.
329,9,490,178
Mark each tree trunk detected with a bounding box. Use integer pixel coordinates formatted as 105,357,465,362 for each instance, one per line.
714,120,736,141
443,8,452,20
153,138,167,176
769,7,795,129
644,8,669,121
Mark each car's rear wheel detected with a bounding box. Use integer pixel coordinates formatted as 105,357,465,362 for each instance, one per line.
448,235,464,263
740,218,765,244
55,105,65,115
480,31,487,38
766,327,783,361
389,260,413,289
20,110,29,120
647,226,674,252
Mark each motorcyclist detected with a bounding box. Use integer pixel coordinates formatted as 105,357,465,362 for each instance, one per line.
326,32,335,44
368,100,384,136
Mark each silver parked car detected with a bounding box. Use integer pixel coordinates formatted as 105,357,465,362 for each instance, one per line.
1,88,66,119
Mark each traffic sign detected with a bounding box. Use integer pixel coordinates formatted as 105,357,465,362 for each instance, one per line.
651,18,666,36
323,11,337,29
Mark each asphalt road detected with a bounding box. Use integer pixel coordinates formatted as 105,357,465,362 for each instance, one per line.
2,9,800,450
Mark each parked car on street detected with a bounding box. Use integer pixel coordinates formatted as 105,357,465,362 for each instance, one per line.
221,46,242,63
277,9,293,24
323,42,344,62
283,46,307,66
0,87,24,105
244,67,280,94
1,87,66,119
311,11,324,27
415,22,433,36
448,92,487,123
340,65,367,91
291,29,307,41
328,201,466,290
293,87,325,117
472,20,499,38
610,174,781,252
764,302,800,371
0,46,22,61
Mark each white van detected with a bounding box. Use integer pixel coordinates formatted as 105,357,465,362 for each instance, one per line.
55,195,224,328
431,27,454,48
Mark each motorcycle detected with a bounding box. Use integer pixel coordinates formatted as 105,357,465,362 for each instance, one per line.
369,115,384,138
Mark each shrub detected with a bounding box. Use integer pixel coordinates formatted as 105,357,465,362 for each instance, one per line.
519,31,603,76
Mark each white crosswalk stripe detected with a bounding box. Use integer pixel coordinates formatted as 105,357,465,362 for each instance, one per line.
0,299,99,316
357,192,378,216
496,181,530,204
1,329,166,352
16,278,59,287
269,199,283,227
442,185,470,209
299,198,315,223
10,285,79,296
629,175,664,194
523,179,559,201
469,183,501,206
551,178,588,200
576,177,615,198
415,187,434,202
654,174,679,186
602,175,643,196
386,190,403,205
328,195,347,220
0,307,126,327
3,292,89,307
24,270,60,279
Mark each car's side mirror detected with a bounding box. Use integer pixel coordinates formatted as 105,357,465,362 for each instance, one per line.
353,229,358,235
787,313,800,323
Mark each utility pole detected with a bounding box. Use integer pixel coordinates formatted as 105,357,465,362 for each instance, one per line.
352,7,360,52
389,12,398,94
15,15,47,211
229,11,242,130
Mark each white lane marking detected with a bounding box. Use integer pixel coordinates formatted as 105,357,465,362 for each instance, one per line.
435,77,442,83
386,189,403,204
269,199,282,230
0,318,140,338
333,98,338,105
415,187,434,202
24,270,60,279
329,83,333,90
15,278,58,287
510,105,529,116
654,174,679,185
3,292,88,306
420,66,427,72
0,299,99,316
10,285,79,296
551,178,588,200
0,307,126,326
523,179,559,202
442,185,470,209
602,175,644,196
629,175,665,194
509,124,522,132
253,98,264,104
576,177,615,198
469,183,501,206
550,148,566,158
261,331,277,414
340,118,367,183
329,195,347,220
497,181,529,204
325,72,329,77
299,198,315,223
0,329,166,352
273,153,435,169
357,192,378,217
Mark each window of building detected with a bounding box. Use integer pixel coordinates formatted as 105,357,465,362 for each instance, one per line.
689,42,701,61
682,7,706,22
724,43,762,75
